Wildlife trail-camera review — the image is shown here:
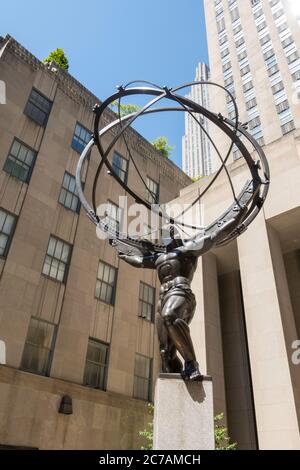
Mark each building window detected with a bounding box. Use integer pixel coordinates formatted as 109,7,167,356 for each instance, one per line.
95,261,117,305
249,116,261,130
241,65,250,76
276,100,290,114
221,48,229,59
260,34,270,46
112,152,128,183
235,37,245,48
84,339,109,390
71,122,91,154
243,81,253,93
217,18,226,33
292,70,300,81
3,139,36,183
230,7,240,21
257,20,267,32
281,120,295,135
58,172,80,213
24,89,52,127
287,52,299,65
272,81,284,94
268,64,279,76
0,208,16,258
146,177,159,204
246,97,257,110
139,282,155,322
219,34,228,46
105,201,121,233
21,317,56,376
133,354,152,401
42,236,72,283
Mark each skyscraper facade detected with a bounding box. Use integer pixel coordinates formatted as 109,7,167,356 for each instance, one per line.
182,63,212,178
205,0,300,171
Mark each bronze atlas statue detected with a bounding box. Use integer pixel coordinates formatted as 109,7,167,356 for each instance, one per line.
75,80,270,382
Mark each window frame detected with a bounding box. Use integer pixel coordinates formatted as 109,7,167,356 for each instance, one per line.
95,260,118,306
83,338,110,391
133,353,152,401
20,316,57,377
0,207,17,259
146,176,159,204
3,138,37,183
24,88,52,127
71,121,92,154
112,151,129,184
138,281,155,323
105,200,122,234
42,235,72,284
58,171,81,213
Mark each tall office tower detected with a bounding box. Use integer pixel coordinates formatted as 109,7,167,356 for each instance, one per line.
200,0,300,449
182,63,212,178
205,0,300,172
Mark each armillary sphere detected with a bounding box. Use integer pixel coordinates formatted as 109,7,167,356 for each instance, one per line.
75,80,270,255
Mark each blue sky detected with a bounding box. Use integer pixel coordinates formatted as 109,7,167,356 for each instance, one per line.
1,0,208,168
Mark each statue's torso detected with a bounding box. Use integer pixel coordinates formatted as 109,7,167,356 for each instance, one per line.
155,251,197,285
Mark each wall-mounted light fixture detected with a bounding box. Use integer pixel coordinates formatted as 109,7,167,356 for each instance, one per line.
58,395,73,415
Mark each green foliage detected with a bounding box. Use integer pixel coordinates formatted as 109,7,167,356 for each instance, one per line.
110,104,174,160
191,175,204,183
139,403,154,450
214,413,237,450
139,407,237,451
43,48,69,71
110,101,141,117
138,408,237,451
152,136,174,159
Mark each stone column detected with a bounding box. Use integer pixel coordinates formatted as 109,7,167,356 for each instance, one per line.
153,374,214,450
237,212,300,449
191,253,227,417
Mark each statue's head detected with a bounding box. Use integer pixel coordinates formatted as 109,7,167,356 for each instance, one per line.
162,225,184,252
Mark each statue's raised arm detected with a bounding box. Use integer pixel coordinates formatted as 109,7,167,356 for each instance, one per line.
118,253,157,269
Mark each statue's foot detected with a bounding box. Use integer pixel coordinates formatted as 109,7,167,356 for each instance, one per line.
169,355,183,374
181,361,203,382
161,350,183,373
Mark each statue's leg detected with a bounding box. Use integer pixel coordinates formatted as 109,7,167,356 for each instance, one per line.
162,295,203,381
155,309,183,373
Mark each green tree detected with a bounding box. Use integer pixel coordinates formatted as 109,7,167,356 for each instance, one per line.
191,175,204,183
43,48,69,71
214,413,237,450
139,407,237,451
139,403,154,450
152,136,174,159
110,101,141,117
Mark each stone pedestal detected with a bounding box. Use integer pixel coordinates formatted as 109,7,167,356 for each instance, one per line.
153,374,214,450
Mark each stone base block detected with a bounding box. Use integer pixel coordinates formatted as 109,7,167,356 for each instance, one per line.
153,374,214,450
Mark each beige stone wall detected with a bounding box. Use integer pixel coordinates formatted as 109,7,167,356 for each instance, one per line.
0,366,149,450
